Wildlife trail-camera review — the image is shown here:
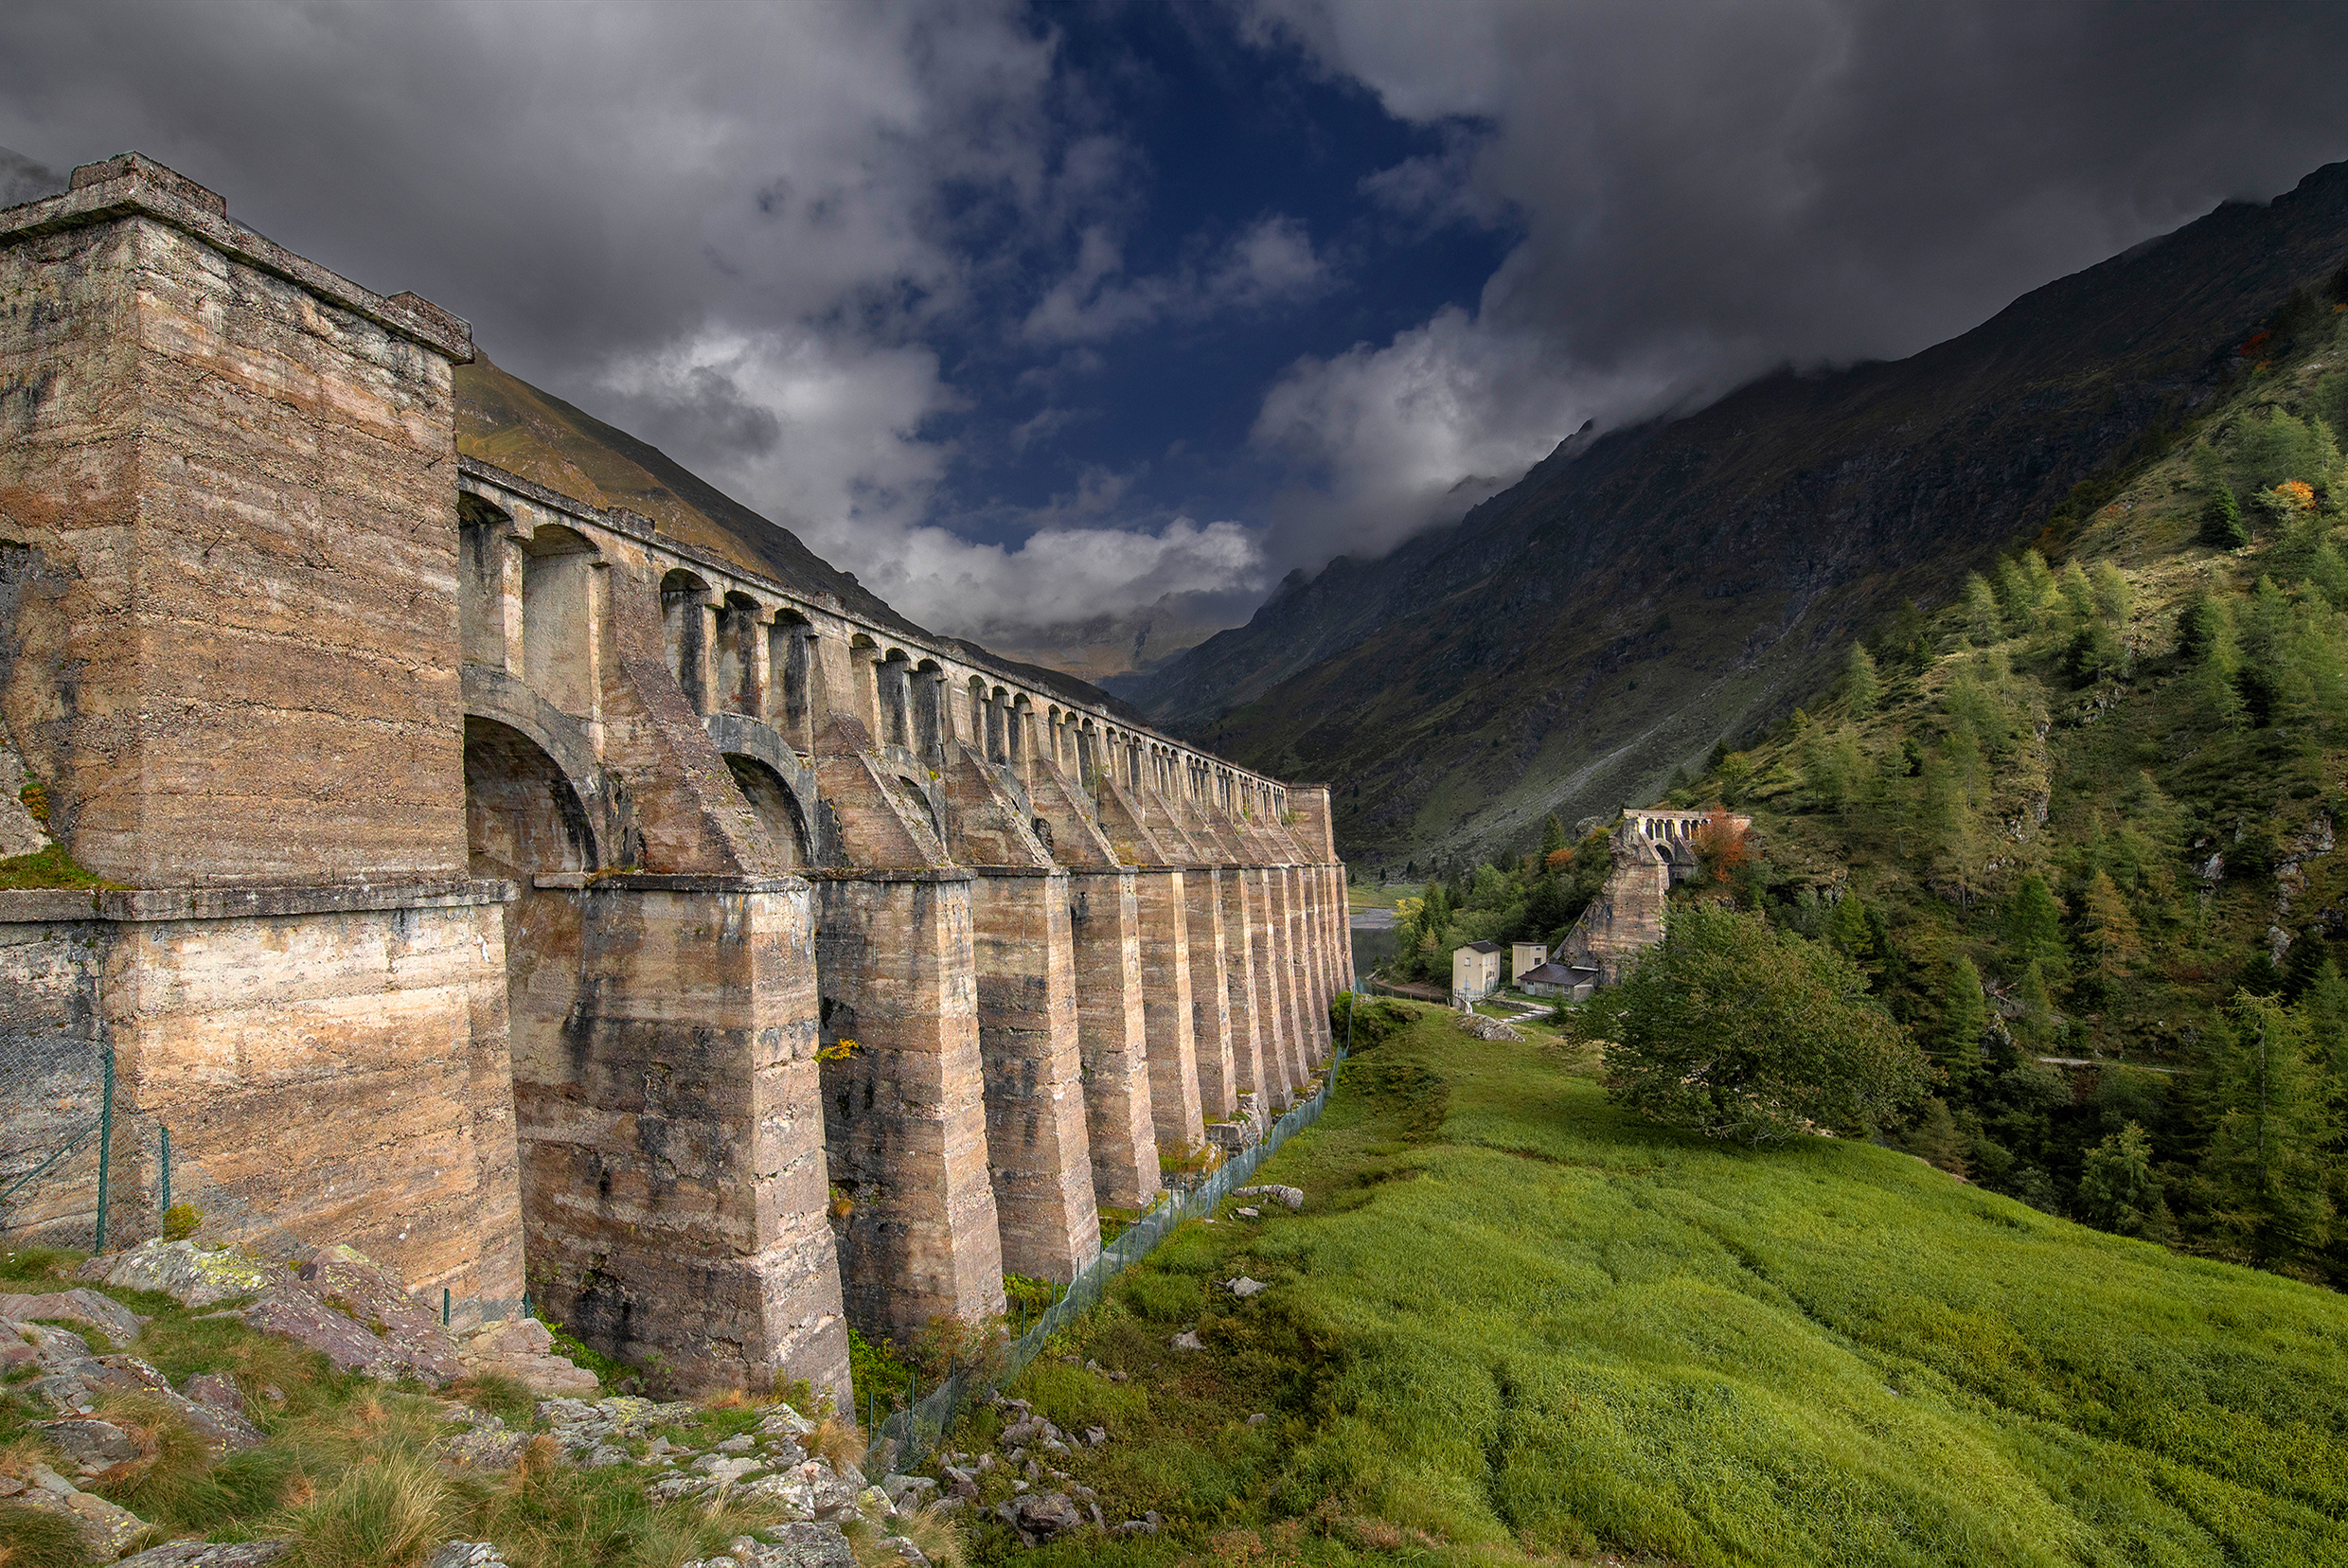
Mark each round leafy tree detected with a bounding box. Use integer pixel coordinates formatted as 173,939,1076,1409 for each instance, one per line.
1592,902,1932,1145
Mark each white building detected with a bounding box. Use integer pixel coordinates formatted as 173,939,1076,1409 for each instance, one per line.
1452,940,1503,1002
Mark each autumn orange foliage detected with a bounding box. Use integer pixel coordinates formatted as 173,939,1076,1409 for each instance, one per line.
1694,809,1751,884
2274,479,2316,511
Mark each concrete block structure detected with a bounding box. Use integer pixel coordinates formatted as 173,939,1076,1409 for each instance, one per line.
1556,809,1750,983
0,156,1349,1401
1451,941,1503,1002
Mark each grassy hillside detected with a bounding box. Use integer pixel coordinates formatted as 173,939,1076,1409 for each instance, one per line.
1364,293,2348,1291
964,1007,2348,1566
1125,160,2348,872
1657,293,2348,1276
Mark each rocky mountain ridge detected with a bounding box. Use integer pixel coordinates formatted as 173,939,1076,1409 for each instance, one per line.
1117,157,2348,869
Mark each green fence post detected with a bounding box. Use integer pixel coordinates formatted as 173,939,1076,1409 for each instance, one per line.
92,1046,114,1253
443,1289,452,1327
158,1124,170,1221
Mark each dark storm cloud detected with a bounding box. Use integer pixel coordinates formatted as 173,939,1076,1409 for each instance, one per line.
0,0,1277,633
0,148,63,207
4,1,2346,641
1240,0,2348,567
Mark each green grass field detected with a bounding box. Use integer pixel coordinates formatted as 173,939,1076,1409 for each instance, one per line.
981,1005,2348,1567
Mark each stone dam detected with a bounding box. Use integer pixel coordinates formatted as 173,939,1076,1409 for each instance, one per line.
0,154,1348,1405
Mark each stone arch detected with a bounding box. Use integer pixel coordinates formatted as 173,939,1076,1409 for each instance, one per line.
660,568,712,710
704,711,830,866
723,755,811,868
464,714,597,880
462,666,610,840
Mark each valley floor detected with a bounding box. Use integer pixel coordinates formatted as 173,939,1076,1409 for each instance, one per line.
966,1005,2348,1567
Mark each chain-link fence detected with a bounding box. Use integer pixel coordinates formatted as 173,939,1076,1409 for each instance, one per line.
865,989,1360,1473
0,1035,534,1326
2,1033,113,1252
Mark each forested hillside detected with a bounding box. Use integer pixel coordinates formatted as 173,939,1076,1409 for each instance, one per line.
1384,293,2348,1286
1126,160,2348,873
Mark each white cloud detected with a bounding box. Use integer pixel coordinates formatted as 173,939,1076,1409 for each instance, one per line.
869,515,1267,634
1236,0,2348,569
1020,213,1326,346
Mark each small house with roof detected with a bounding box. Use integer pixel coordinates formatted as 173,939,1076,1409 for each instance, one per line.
1519,959,1599,1001
1451,940,1503,1002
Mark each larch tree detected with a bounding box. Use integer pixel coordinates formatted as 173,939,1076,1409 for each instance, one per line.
1843,642,1880,718
2079,870,2144,983
2077,1122,2173,1241
2193,994,2337,1272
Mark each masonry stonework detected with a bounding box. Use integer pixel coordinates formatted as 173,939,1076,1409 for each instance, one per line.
0,155,1347,1398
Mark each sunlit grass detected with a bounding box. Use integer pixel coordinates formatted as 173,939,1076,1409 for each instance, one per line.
986,1007,2348,1566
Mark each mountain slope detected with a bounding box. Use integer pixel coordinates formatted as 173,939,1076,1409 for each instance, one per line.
453,355,1147,722
1122,158,2348,868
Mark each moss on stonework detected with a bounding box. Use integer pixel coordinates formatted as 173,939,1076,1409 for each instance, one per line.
0,842,111,890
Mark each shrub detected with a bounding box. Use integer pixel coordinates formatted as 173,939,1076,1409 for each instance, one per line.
2198,486,2248,548
1328,993,1413,1050
1587,903,1933,1145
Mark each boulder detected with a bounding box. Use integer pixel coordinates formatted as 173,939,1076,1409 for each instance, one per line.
1169,1330,1203,1351
740,1460,860,1520
422,1545,511,1568
117,1544,291,1568
35,1417,148,1486
700,1522,854,1568
455,1318,596,1395
0,1288,151,1347
15,1461,151,1559
1233,1185,1305,1211
1225,1276,1269,1297
80,1239,283,1308
181,1373,244,1415
79,1238,471,1387
880,1473,937,1509
996,1490,1082,1545
434,1406,529,1472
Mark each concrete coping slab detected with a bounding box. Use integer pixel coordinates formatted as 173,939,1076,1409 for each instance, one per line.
0,878,516,926
801,867,975,884
578,873,812,896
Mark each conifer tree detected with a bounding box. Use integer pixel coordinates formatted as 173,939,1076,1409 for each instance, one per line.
1824,890,1875,966
2077,1122,2173,1240
2079,870,2143,983
1961,573,2003,644
1843,643,1879,718
1899,1097,1969,1176
1540,813,1567,860
2004,874,2070,981
2199,486,2248,549
2014,960,2058,1047
2090,561,2131,626
2194,994,2337,1270
2176,592,2232,663
2058,561,2096,628
2304,957,2348,1070
1938,955,1989,1079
